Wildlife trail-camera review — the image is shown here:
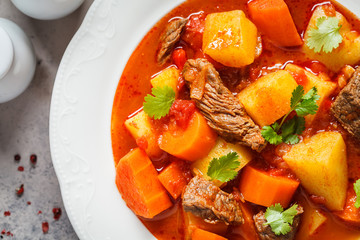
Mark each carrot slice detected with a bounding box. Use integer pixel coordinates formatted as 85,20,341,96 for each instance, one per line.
115,148,172,218
248,0,302,47
239,166,299,208
159,111,217,161
158,161,189,199
192,228,228,240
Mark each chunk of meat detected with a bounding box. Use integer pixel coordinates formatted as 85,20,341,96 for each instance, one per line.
182,176,244,225
182,59,266,152
157,18,188,65
253,205,304,240
331,68,360,139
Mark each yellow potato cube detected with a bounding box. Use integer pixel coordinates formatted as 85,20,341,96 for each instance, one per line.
283,132,348,211
237,70,298,127
191,138,253,187
285,64,336,125
203,10,257,68
124,110,162,158
150,66,180,96
309,210,327,236
303,5,360,72
295,200,328,240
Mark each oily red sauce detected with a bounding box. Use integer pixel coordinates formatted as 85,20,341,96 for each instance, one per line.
111,0,360,239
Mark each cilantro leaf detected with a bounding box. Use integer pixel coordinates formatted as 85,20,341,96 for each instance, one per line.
290,85,304,109
265,203,298,236
261,86,319,145
354,179,360,208
207,152,240,182
306,16,343,53
143,86,175,119
262,124,282,145
281,116,305,145
294,87,320,117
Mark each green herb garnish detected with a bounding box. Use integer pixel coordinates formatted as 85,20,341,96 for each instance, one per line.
264,203,298,236
143,86,175,119
207,152,240,182
354,179,360,208
306,16,343,53
261,85,320,145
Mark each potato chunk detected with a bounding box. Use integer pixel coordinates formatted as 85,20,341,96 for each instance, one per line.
303,4,360,72
203,10,257,68
283,132,348,211
237,70,298,127
191,138,253,186
150,66,179,95
285,64,336,125
124,110,162,158
309,210,327,236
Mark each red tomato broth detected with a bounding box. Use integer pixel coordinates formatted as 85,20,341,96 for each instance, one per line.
111,0,360,239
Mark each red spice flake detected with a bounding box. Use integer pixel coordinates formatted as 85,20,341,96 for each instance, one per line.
27,201,31,205
38,211,42,215
52,208,62,220
14,154,21,162
30,154,37,166
17,166,24,172
16,184,24,197
3,211,10,217
42,222,49,234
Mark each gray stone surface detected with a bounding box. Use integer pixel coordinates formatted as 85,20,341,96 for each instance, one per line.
0,0,94,239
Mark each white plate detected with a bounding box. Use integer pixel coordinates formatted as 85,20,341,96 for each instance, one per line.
49,0,360,239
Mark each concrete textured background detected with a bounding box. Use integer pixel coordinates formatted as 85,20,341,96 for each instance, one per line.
0,0,94,239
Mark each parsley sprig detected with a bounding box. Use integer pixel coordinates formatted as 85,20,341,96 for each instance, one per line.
264,203,298,236
207,152,240,182
261,85,320,145
354,179,360,208
306,16,343,53
143,86,175,119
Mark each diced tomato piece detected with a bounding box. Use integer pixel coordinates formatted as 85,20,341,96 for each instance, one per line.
172,48,187,70
182,12,206,49
290,68,309,86
169,100,196,129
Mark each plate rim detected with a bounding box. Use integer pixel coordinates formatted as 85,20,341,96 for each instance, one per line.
49,0,360,239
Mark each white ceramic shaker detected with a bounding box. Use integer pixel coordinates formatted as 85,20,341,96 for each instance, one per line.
0,18,36,103
11,0,84,20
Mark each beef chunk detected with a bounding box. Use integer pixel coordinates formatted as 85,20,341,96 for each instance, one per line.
182,176,244,225
182,59,266,152
254,205,303,240
331,68,360,139
157,18,188,65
